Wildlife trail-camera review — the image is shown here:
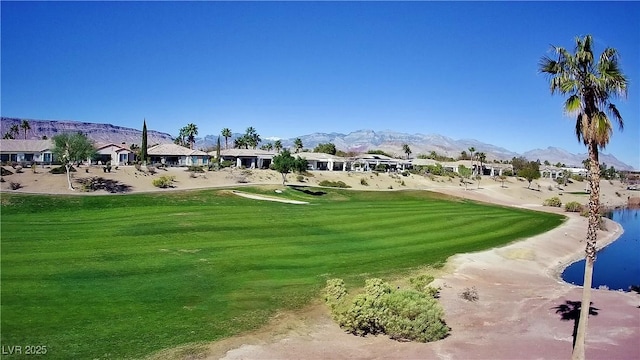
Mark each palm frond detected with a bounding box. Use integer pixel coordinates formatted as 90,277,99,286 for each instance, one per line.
593,111,614,148
607,103,624,130
575,114,586,145
564,95,582,114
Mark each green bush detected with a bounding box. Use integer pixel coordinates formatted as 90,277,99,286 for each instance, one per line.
187,165,204,173
152,175,175,188
383,290,449,342
318,180,351,188
220,160,233,168
360,178,368,186
49,165,75,174
543,197,562,207
409,274,435,292
296,174,305,182
564,201,583,212
324,278,449,342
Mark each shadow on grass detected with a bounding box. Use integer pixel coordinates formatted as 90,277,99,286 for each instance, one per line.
553,300,599,349
288,185,327,196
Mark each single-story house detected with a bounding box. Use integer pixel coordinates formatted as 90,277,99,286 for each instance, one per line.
94,143,134,166
0,139,55,165
148,143,209,166
351,154,411,172
215,149,274,169
295,152,347,171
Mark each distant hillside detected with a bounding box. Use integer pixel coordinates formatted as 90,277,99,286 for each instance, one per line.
1,118,633,170
1,118,173,146
198,129,633,170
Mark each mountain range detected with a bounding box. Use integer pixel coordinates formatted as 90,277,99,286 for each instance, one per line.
0,118,633,170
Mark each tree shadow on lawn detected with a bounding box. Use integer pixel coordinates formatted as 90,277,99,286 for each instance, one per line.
76,176,133,193
288,184,327,196
553,300,599,349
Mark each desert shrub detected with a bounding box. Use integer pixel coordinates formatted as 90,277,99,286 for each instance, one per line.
383,290,449,342
325,278,449,342
374,164,387,172
409,275,435,292
146,166,156,174
31,164,37,173
187,165,204,173
564,201,583,212
49,166,75,174
189,172,197,178
296,174,305,182
360,178,368,186
401,171,409,177
543,197,562,207
0,177,4,183
460,286,479,302
324,279,348,314
134,163,142,171
570,174,585,182
318,180,351,188
400,180,406,186
9,181,22,190
152,175,175,188
220,160,233,168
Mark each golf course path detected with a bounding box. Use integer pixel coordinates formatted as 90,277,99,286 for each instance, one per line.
215,210,640,360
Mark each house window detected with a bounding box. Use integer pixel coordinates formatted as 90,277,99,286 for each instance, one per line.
24,153,34,162
43,153,52,162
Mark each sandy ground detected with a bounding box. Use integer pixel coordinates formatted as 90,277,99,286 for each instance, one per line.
2,165,639,359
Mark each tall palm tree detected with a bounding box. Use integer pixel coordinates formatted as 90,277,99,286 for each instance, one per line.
221,128,232,150
10,124,20,138
540,34,627,360
477,152,486,173
20,120,31,139
244,127,261,149
184,123,198,149
402,144,412,159
468,147,476,174
274,140,283,153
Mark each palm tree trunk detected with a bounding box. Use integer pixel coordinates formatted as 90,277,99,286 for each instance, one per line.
572,142,600,360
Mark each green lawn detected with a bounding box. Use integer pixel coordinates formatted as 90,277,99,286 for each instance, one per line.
1,187,565,359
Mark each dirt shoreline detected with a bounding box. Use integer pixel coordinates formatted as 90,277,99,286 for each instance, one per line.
2,165,639,359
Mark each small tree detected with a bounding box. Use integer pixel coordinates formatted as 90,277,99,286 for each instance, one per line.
458,165,472,190
272,149,296,185
52,133,96,190
519,161,541,188
314,142,337,155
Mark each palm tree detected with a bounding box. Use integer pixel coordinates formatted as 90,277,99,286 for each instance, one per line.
468,147,476,174
539,34,627,360
477,152,486,174
274,139,283,153
20,120,31,139
184,123,198,149
10,124,20,138
244,127,261,149
293,138,303,153
221,128,232,150
402,144,412,159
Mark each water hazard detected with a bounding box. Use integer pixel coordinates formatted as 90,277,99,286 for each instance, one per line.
562,208,640,291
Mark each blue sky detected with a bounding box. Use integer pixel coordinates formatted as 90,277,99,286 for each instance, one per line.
2,1,638,168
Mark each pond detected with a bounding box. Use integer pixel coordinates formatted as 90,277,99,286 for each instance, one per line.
562,208,640,292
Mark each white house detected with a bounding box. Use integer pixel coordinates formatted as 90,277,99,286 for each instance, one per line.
295,152,347,171
351,154,411,172
0,139,55,164
215,148,274,169
148,143,209,166
94,143,134,166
